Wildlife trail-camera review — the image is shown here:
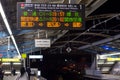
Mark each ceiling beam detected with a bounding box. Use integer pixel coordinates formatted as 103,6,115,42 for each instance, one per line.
78,34,120,50
63,32,110,38
86,13,120,20
85,0,108,16
51,30,68,44
54,41,89,45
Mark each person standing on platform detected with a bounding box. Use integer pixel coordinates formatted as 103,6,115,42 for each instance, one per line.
26,67,31,80
0,61,4,80
16,67,28,80
11,68,16,76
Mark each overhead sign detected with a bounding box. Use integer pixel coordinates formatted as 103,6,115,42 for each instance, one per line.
21,53,27,59
1,58,20,62
29,55,43,59
35,39,51,47
17,3,85,29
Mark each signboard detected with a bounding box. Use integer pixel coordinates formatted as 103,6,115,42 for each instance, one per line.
107,58,120,61
29,55,43,59
1,58,20,62
35,39,50,47
17,3,85,29
21,53,27,59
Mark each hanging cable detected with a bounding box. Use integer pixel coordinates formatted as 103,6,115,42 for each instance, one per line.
92,20,96,28
50,14,120,52
60,14,120,47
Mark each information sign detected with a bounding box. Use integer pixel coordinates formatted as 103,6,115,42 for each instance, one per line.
17,3,85,29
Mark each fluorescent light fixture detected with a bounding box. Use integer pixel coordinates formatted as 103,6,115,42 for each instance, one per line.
16,71,20,74
13,63,21,65
0,2,21,58
69,0,71,4
2,63,10,65
29,55,43,59
4,71,11,74
37,70,41,76
4,71,20,74
101,52,120,56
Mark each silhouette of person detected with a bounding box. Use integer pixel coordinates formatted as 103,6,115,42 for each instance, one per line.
16,67,28,80
26,67,31,80
0,61,4,80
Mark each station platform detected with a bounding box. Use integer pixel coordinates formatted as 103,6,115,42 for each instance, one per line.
84,74,120,80
3,76,33,80
3,75,46,80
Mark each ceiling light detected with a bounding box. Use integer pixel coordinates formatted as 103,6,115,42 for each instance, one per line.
101,52,120,56
0,2,21,58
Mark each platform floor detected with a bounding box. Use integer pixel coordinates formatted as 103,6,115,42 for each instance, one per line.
84,74,120,80
3,76,34,80
3,74,120,80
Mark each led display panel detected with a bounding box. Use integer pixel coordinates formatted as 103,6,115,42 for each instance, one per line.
17,3,85,29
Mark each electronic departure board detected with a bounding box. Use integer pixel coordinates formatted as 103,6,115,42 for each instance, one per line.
17,3,85,29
